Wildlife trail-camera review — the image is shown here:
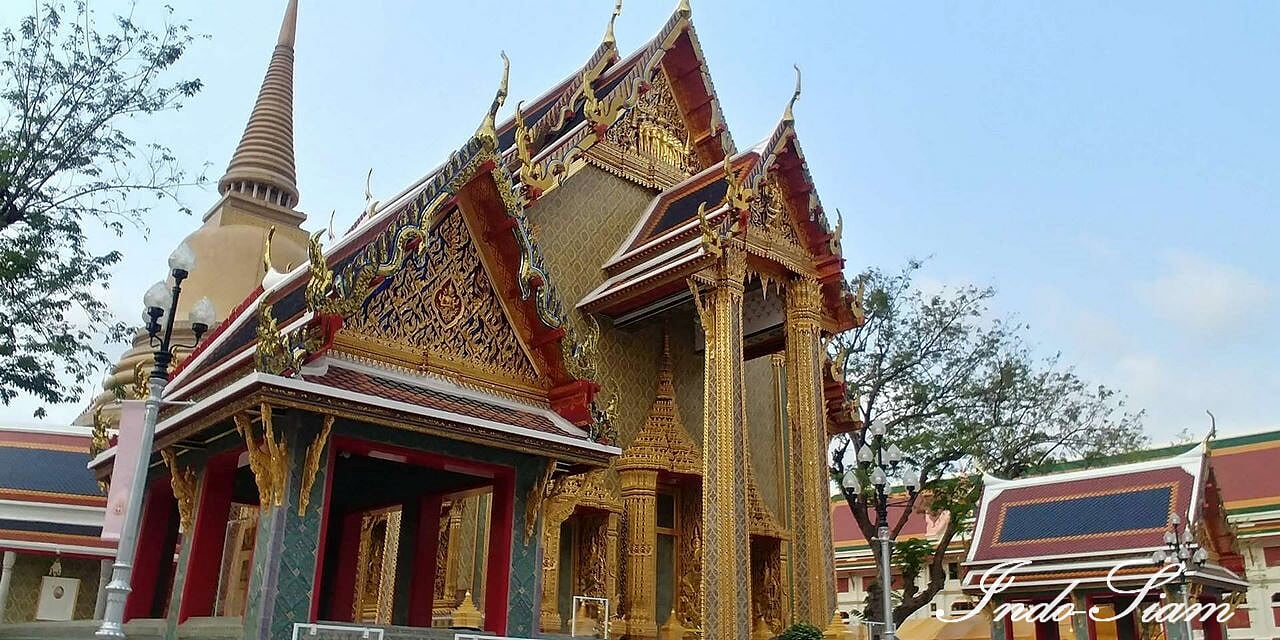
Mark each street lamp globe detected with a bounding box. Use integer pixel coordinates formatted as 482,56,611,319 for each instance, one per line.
168,241,196,277
188,296,217,337
886,443,903,465
870,466,888,488
868,418,887,436
857,444,874,464
902,468,920,493
143,281,172,317
1192,547,1208,565
841,470,860,493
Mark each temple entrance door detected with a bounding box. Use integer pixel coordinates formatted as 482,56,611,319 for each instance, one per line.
315,441,508,631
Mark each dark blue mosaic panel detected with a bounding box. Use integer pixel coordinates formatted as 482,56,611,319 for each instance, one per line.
997,486,1173,543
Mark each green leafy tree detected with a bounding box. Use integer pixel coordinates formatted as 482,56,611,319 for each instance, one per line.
0,2,204,415
829,261,1146,630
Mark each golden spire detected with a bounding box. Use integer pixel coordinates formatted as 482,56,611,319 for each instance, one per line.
603,0,623,46
657,328,674,391
783,64,801,123
677,0,692,19
218,0,301,209
476,52,510,144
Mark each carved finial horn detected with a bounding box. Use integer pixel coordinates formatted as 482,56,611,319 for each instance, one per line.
604,0,623,46
327,210,336,242
363,168,374,203
677,0,692,19
477,52,510,143
262,225,277,275
783,64,802,122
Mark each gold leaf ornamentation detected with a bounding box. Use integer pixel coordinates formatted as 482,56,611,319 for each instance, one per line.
235,403,289,510
161,448,197,533
298,415,333,516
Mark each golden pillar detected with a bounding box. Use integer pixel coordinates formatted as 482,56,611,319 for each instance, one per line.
785,277,836,625
620,469,659,639
434,500,466,618
697,252,751,640
539,497,578,632
605,511,620,618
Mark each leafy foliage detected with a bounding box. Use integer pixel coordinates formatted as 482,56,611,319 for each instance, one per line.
778,622,825,640
829,260,1146,625
0,2,204,415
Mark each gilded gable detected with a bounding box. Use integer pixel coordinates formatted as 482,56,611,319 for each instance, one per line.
340,208,542,388
589,70,705,190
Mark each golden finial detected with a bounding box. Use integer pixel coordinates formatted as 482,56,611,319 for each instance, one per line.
696,201,723,259
720,154,752,212
603,0,623,46
362,168,379,221
477,51,510,144
829,207,843,254
783,64,801,123
327,210,336,242
262,225,277,276
677,0,692,19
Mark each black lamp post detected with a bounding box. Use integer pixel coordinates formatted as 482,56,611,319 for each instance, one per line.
97,242,215,638
1152,514,1209,640
840,418,920,640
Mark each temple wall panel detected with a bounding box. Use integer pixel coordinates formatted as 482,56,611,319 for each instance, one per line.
522,165,664,446
744,355,785,519
670,311,706,447
1,554,100,623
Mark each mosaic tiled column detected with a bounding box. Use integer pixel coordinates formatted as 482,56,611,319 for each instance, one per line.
698,252,751,640
621,469,659,639
239,409,331,640
785,277,836,625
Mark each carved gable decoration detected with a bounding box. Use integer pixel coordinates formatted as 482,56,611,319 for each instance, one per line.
590,70,705,190
746,170,810,264
618,333,701,475
341,208,541,387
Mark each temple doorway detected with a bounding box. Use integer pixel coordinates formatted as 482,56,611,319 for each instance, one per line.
315,440,506,630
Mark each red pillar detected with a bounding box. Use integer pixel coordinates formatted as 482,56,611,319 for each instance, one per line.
1035,618,1062,640
124,478,176,621
177,454,237,622
1201,597,1225,640
484,473,515,634
328,511,364,622
408,494,444,627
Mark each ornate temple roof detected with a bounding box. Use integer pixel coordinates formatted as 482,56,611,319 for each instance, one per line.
0,428,113,557
579,117,855,329
963,444,1246,591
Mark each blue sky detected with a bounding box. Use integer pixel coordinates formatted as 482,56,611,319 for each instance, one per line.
3,1,1276,440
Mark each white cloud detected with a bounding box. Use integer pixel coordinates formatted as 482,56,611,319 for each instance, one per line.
1139,253,1272,336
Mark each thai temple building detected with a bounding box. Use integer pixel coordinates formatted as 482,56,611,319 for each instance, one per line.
0,427,113,628
831,431,1280,640
3,0,864,638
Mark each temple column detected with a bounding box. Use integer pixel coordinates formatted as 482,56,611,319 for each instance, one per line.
604,511,619,620
407,494,444,627
697,251,751,640
433,500,466,622
238,408,332,640
540,497,578,632
0,551,15,622
621,469,660,639
785,276,837,626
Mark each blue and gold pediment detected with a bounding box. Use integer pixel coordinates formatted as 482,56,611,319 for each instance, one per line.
993,482,1177,546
